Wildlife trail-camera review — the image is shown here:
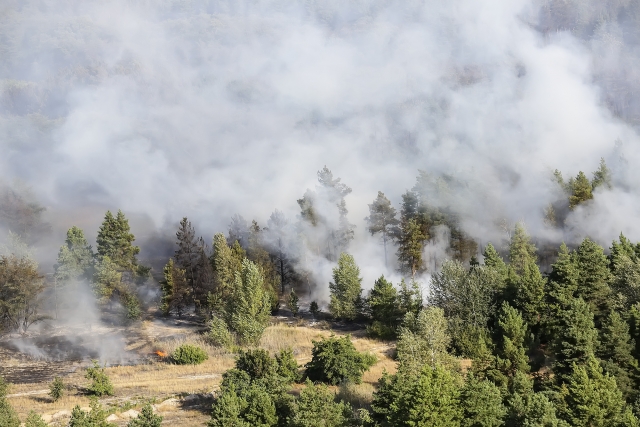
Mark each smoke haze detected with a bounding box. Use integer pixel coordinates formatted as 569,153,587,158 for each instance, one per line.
2,0,640,289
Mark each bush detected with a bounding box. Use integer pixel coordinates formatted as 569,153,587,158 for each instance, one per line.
0,375,19,427
172,344,208,365
69,397,115,427
236,349,276,380
49,376,64,401
288,289,299,317
123,293,141,322
208,317,234,348
310,301,320,319
127,403,163,427
85,360,114,396
276,348,301,383
25,411,47,427
305,335,376,385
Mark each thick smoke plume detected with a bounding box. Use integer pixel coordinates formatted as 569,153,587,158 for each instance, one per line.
1,0,640,291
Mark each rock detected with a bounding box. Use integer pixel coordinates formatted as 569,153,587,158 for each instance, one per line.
155,398,180,411
183,394,199,402
120,409,140,419
52,410,71,420
106,414,119,422
41,414,52,423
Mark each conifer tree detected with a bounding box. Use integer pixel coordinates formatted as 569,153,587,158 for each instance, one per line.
591,158,612,190
174,217,199,296
568,171,594,209
396,217,426,278
127,403,163,427
513,258,546,330
265,210,293,294
160,258,190,316
543,243,578,340
495,302,529,379
366,275,400,339
328,253,362,321
96,210,140,271
24,411,47,427
227,259,271,345
483,243,508,281
559,356,626,426
504,372,563,427
54,226,94,284
288,380,352,427
366,191,399,267
552,298,599,383
0,375,20,427
211,233,243,313
597,311,640,402
574,238,613,324
508,223,537,276
460,375,506,427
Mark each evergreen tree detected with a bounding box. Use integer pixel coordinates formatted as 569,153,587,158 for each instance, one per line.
96,210,140,271
92,256,122,303
396,217,426,278
366,191,400,267
329,253,362,321
228,259,271,345
228,215,250,249
574,238,613,324
460,375,506,427
174,217,200,298
591,158,612,190
160,258,190,316
483,243,508,281
513,258,546,330
287,289,299,317
568,171,594,209
127,403,163,427
597,311,640,402
288,380,352,427
508,223,537,276
265,210,294,294
54,226,94,284
552,298,599,383
366,275,401,339
208,389,248,427
543,243,578,340
495,302,529,380
371,364,461,427
504,372,564,427
559,356,625,426
24,411,47,427
211,233,243,313
0,375,20,427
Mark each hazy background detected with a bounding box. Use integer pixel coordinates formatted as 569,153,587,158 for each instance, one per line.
2,0,640,288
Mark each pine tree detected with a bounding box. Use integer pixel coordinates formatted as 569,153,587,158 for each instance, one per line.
543,243,578,340
366,191,400,267
288,380,352,427
396,218,427,278
328,253,363,321
366,275,401,339
597,311,640,402
160,258,190,316
504,372,563,427
211,233,242,313
568,171,593,209
514,258,546,330
508,223,537,276
54,226,94,284
483,243,508,281
574,238,613,324
127,403,163,427
92,256,122,302
265,210,293,294
228,259,271,345
174,217,199,298
495,302,529,379
0,375,20,427
591,158,612,190
96,210,140,271
559,356,625,426
24,411,47,427
552,298,599,383
228,214,250,248
460,375,506,427
287,289,299,317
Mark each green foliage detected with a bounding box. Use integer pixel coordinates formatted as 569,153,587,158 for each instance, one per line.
305,335,376,385
275,348,301,383
92,256,122,302
574,238,614,323
160,259,190,316
309,301,319,319
504,372,564,427
287,289,299,317
226,259,272,345
495,302,529,379
288,380,352,427
85,360,114,396
54,226,94,284
24,411,47,427
49,376,64,401
0,254,47,334
122,292,141,321
208,316,234,348
127,403,163,427
329,253,363,321
396,217,427,278
591,158,612,190
460,375,506,427
69,397,116,427
171,344,208,365
543,243,578,340
559,356,626,426
0,375,20,427
552,298,599,383
396,307,454,373
508,223,537,276
236,349,276,381
568,171,594,209
366,275,400,339
96,210,140,271
371,364,462,427
366,191,399,267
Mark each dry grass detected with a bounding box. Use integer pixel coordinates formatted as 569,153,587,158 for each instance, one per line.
5,322,397,426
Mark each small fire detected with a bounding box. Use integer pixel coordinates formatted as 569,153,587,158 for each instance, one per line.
155,350,168,358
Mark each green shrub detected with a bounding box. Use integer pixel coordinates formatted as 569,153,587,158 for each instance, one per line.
69,397,115,427
305,335,376,385
276,348,301,383
25,411,47,427
172,344,208,365
310,301,320,319
0,375,19,427
207,317,234,348
127,403,163,427
49,376,64,401
236,349,276,380
123,293,142,322
85,360,114,396
288,289,299,317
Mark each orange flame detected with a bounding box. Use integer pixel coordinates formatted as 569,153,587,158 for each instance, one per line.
155,350,168,358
